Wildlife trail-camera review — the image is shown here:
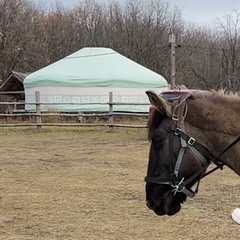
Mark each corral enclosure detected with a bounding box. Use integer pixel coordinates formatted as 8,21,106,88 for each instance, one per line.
0,127,239,240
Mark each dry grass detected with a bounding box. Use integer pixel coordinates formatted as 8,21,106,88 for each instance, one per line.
0,127,239,240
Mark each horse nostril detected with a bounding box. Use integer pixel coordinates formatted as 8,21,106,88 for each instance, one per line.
146,200,153,210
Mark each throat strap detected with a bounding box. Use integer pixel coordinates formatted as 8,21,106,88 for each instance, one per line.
174,128,222,168
212,136,240,162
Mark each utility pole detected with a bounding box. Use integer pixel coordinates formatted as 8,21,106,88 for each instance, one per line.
169,33,176,89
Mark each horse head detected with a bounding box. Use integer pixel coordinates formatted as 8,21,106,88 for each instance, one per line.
145,90,240,216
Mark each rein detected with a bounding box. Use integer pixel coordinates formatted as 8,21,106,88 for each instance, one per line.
201,135,240,179
145,94,240,198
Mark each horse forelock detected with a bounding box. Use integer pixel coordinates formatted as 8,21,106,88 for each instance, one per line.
148,109,166,141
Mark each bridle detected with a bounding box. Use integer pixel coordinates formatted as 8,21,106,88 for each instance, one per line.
145,93,240,198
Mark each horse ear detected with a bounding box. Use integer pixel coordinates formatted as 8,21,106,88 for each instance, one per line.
145,90,172,117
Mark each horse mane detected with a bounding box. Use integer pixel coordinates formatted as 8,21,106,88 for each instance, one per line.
193,90,240,112
214,89,239,98
194,89,239,100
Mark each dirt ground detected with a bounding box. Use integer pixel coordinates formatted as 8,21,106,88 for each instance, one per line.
0,127,239,240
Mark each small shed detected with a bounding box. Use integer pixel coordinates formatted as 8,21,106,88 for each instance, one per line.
0,71,29,112
0,71,28,93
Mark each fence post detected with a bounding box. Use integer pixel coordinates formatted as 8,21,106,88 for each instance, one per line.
108,92,113,130
13,97,17,112
35,91,42,130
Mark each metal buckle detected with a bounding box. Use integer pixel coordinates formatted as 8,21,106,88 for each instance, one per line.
188,137,196,145
172,114,178,121
171,178,185,195
174,128,181,135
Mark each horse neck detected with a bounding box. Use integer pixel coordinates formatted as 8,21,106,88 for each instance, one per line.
186,95,240,175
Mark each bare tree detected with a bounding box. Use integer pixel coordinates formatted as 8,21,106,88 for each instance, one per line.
214,10,240,91
0,0,38,78
1,0,238,93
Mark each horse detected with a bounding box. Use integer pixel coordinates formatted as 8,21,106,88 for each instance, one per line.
145,89,240,216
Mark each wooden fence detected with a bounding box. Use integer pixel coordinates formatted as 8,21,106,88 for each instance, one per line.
0,91,149,129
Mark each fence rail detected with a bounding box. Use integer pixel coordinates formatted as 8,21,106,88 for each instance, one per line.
0,91,149,129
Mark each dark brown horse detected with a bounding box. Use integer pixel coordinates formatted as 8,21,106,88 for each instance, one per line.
145,90,240,216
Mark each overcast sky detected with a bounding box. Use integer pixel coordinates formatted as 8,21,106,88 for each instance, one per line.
33,0,240,27
171,0,240,26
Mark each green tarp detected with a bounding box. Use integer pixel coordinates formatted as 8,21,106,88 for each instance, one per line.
24,47,168,112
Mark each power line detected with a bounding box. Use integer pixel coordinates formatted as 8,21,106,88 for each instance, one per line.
180,44,231,51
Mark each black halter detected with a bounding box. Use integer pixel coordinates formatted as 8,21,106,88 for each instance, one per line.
145,94,240,198
145,126,240,197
